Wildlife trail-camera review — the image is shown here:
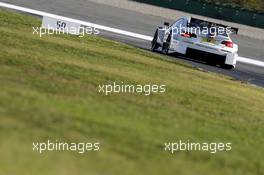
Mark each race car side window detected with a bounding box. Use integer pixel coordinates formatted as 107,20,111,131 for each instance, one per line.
172,19,184,28
172,18,184,34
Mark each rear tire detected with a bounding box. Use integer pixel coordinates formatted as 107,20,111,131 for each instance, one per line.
222,64,235,70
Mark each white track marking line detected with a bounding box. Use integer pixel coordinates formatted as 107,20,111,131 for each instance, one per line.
0,2,153,41
1,2,264,68
237,57,264,67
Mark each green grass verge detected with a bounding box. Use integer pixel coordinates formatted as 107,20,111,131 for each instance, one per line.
200,0,264,12
0,9,264,175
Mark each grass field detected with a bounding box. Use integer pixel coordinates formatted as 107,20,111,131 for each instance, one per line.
0,9,264,175
200,0,264,12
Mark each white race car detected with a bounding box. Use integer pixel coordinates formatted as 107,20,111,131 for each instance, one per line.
151,17,239,69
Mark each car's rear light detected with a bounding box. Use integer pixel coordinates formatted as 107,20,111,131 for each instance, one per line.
181,32,191,38
222,41,233,48
181,32,196,38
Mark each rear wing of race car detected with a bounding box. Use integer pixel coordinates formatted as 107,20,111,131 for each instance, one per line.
188,17,239,35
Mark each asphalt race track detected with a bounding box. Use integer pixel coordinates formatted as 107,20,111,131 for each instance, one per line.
1,0,264,87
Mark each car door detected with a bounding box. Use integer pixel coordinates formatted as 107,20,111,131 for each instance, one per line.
171,18,185,40
163,18,187,44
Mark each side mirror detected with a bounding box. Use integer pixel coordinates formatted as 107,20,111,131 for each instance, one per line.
164,22,170,27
